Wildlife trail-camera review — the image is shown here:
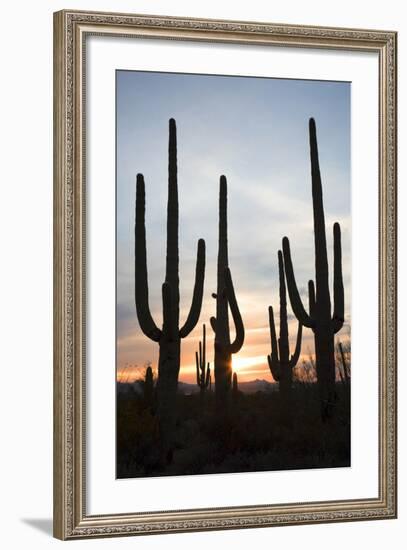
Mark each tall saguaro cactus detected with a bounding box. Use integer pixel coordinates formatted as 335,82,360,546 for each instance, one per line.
135,118,206,462
195,324,211,394
282,118,344,420
268,250,302,396
210,176,245,405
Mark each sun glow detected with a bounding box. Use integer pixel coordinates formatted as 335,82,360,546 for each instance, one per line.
231,355,266,372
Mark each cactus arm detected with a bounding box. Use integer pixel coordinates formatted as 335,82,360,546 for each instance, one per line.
338,341,349,383
210,316,217,334
205,364,211,387
224,268,245,354
278,250,290,362
135,174,162,342
162,282,175,341
267,305,281,381
289,322,303,368
195,352,200,386
202,324,206,374
198,340,203,381
268,306,279,363
196,324,209,389
179,239,206,338
282,237,315,328
332,222,345,333
267,354,280,381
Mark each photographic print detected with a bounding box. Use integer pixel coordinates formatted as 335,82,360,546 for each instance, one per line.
54,11,396,538
116,70,351,479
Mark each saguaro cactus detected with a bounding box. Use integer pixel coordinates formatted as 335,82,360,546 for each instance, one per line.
143,364,154,407
195,324,211,394
267,250,302,396
210,176,245,405
282,118,344,420
135,118,206,461
232,372,239,400
337,341,350,386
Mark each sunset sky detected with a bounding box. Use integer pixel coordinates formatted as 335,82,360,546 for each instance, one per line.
116,70,351,384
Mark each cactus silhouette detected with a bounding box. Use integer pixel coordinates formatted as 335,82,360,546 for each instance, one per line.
210,176,244,405
232,371,239,401
282,118,344,421
337,341,350,386
143,364,154,407
135,118,206,462
267,250,302,396
195,324,211,394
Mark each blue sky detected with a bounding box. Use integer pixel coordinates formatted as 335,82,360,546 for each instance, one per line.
116,70,351,383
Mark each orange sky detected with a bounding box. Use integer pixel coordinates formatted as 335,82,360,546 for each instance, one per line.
116,317,350,385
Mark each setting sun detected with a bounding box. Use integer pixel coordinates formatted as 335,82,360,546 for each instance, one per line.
232,355,265,372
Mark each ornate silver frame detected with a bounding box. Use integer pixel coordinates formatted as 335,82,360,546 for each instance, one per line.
53,9,397,540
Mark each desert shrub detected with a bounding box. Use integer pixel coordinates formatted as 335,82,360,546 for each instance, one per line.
117,382,350,478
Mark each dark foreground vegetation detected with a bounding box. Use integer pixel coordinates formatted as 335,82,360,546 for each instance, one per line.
117,381,350,478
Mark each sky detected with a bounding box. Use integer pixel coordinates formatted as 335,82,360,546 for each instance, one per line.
116,70,351,384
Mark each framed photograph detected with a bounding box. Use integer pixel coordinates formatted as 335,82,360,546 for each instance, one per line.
53,9,397,540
